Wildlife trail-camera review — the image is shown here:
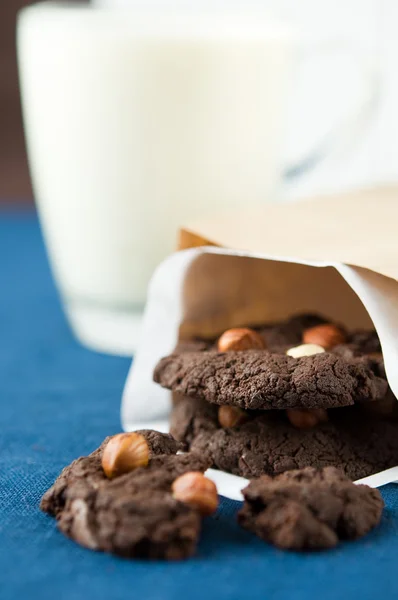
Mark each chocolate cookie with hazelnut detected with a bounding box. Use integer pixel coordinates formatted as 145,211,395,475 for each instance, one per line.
154,348,387,411
170,394,398,481
41,430,216,560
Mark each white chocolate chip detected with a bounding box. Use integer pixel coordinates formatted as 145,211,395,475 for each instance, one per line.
70,499,99,550
286,343,326,358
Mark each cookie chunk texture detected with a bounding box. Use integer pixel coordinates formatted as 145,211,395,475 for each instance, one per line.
238,467,384,550
41,431,211,560
154,350,387,410
171,396,398,481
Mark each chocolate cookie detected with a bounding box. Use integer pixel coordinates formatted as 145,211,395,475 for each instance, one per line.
238,467,384,550
258,313,330,351
170,395,398,480
41,430,212,560
175,314,330,355
175,316,378,356
174,339,213,354
348,330,382,354
155,350,387,411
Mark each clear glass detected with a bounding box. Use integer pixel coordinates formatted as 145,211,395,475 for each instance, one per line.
18,4,293,355
66,299,143,356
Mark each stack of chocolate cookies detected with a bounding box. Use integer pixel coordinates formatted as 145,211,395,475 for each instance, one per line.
154,314,398,481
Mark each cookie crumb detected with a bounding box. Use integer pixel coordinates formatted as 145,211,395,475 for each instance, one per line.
238,466,384,550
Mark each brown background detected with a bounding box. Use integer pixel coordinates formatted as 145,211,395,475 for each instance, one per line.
0,1,35,202
0,1,85,203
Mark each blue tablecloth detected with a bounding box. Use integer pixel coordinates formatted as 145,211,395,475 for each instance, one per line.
1,210,398,600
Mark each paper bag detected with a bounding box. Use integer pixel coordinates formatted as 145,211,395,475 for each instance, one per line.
122,185,398,492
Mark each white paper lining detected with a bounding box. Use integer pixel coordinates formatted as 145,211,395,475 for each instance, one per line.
122,246,398,496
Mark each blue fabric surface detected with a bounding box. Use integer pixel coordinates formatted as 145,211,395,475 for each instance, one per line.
1,210,398,600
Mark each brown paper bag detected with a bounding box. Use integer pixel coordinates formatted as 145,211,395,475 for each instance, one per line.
178,185,398,337
122,186,398,476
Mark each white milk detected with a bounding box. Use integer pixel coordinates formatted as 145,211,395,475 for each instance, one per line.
18,3,293,353
20,3,377,355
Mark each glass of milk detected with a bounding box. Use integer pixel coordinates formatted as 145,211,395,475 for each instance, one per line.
17,2,377,355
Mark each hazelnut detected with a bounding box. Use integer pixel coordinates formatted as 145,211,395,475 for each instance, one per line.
101,432,149,478
286,408,328,429
303,323,346,349
172,472,218,516
286,343,325,358
217,328,265,352
312,408,329,423
218,405,248,428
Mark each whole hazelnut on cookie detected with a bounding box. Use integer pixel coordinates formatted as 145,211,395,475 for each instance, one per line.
218,405,249,428
102,432,150,478
287,408,328,429
303,323,346,349
217,328,265,352
172,472,218,516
